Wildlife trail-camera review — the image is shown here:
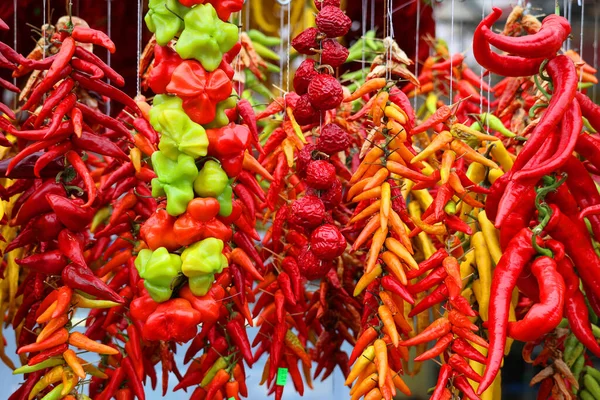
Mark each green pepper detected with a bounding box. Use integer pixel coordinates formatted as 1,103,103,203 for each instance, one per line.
200,357,228,387
144,0,189,46
175,3,239,71
13,358,63,374
203,91,237,129
247,29,281,47
150,95,209,160
135,247,182,303
181,238,228,295
216,183,233,217
40,383,64,400
194,160,229,197
151,151,198,216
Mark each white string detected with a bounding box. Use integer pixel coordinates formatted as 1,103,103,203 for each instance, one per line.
245,0,250,30
413,0,420,110
136,0,142,96
486,0,493,129
107,0,112,115
566,0,573,50
279,4,284,96
361,0,367,80
449,0,455,102
594,6,599,101
578,0,584,91
42,0,46,59
286,2,291,94
370,0,375,31
13,0,17,109
480,0,485,112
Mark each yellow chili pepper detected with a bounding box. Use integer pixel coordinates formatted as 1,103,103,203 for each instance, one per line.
450,139,499,169
384,105,408,125
372,91,390,126
473,231,493,321
130,147,142,172
385,237,419,270
459,249,475,280
350,147,385,184
440,150,456,184
478,211,502,264
386,120,407,142
411,131,453,164
345,345,376,385
29,366,64,400
451,123,499,142
354,265,383,297
489,141,514,171
488,168,504,183
366,227,388,273
281,138,295,168
286,107,307,144
380,182,391,231
61,370,79,396
71,293,121,309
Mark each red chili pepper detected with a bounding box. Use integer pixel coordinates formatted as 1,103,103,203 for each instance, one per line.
73,46,125,86
71,57,104,79
473,8,546,77
122,357,145,400
430,364,452,400
15,250,68,275
62,263,124,304
27,343,69,366
482,13,570,58
65,150,96,207
411,105,452,134
96,367,126,400
72,26,116,53
414,333,454,361
72,71,141,115
451,338,487,364
381,275,414,305
400,318,451,346
453,374,480,400
562,156,600,238
408,283,448,317
76,102,133,140
478,228,538,394
407,267,448,294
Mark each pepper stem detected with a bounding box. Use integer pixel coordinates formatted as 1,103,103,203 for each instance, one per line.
532,233,553,258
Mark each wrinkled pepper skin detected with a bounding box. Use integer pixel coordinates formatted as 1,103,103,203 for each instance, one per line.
151,150,198,216
149,95,209,160
143,298,202,342
135,247,182,302
175,4,239,71
181,238,228,295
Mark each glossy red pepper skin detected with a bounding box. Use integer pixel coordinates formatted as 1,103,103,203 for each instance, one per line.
499,188,535,249
473,8,546,77
546,204,600,309
478,228,538,395
21,66,72,111
451,338,487,364
556,257,600,357
11,180,66,227
509,256,565,341
226,316,254,366
562,156,600,238
73,46,124,86
72,26,116,53
46,194,94,232
431,364,452,400
206,123,251,177
72,71,141,115
409,283,448,317
62,263,124,304
482,13,570,58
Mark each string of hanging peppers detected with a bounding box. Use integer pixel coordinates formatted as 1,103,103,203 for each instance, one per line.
0,1,600,399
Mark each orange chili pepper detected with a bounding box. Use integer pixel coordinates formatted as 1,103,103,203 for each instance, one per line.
230,248,264,281
440,150,456,184
354,265,383,297
350,373,378,400
450,139,499,169
68,332,120,355
378,305,399,347
52,286,73,318
363,168,390,192
243,151,274,181
18,328,69,354
381,251,407,285
345,78,387,102
36,301,58,324
388,210,413,253
352,186,382,202
385,237,419,270
63,349,86,379
389,367,411,395
129,147,142,172
350,147,385,184
411,131,453,163
366,227,388,273
380,182,391,231
373,339,388,389
372,91,390,126
349,200,382,224
36,315,69,344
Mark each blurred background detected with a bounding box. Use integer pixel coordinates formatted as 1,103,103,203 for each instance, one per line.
0,0,598,398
